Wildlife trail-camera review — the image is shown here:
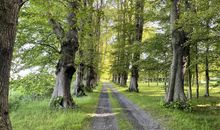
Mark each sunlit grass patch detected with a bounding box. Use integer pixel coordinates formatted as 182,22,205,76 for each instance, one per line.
10,85,102,130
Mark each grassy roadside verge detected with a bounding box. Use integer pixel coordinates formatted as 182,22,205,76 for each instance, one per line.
112,82,220,130
108,88,134,130
10,84,102,130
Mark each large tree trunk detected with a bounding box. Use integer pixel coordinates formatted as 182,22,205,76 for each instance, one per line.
204,44,210,97
128,0,144,92
85,66,96,92
50,1,79,108
195,43,199,98
165,0,187,103
0,1,21,129
74,62,86,97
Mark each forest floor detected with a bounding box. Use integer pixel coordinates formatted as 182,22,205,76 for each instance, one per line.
91,82,162,130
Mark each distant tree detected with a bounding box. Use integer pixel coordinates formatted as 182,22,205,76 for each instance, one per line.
128,0,145,92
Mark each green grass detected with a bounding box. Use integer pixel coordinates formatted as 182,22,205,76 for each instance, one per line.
10,85,102,130
108,89,134,130
113,82,220,130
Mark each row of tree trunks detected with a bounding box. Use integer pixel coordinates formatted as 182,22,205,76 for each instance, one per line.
120,73,128,86
50,1,79,108
0,0,21,129
112,73,128,86
128,0,144,92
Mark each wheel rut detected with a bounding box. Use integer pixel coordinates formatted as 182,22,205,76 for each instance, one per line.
92,82,163,130
108,83,163,130
91,83,118,130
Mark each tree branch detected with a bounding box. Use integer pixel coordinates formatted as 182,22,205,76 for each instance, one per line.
49,18,65,42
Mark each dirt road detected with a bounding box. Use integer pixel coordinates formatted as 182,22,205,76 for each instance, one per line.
91,82,163,130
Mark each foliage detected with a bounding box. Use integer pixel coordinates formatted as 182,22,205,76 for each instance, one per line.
163,101,192,112
10,73,54,97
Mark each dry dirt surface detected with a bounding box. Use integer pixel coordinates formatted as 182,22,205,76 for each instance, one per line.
91,83,118,130
92,82,163,130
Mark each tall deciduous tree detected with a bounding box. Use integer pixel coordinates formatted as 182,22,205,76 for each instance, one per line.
0,0,23,129
165,0,187,103
49,1,79,108
128,0,144,92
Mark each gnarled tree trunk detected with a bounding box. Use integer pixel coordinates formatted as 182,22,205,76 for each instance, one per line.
74,62,86,97
128,0,144,92
165,0,187,103
85,66,97,92
0,0,21,129
50,1,79,108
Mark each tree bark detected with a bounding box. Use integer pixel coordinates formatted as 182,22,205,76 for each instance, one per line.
50,1,79,108
165,0,186,103
85,66,97,92
0,0,21,129
128,0,144,92
74,62,86,97
117,74,121,84
195,43,199,98
187,48,192,99
204,44,210,97
112,74,116,83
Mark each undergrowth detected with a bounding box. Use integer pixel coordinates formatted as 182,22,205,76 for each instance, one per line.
10,84,102,130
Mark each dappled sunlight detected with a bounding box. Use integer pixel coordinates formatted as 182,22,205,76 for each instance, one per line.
196,103,220,108
88,112,118,117
197,104,211,107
